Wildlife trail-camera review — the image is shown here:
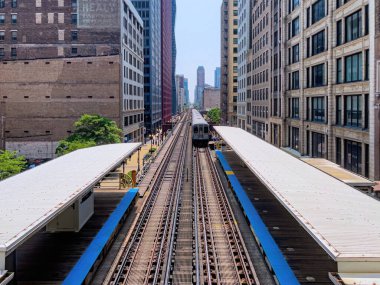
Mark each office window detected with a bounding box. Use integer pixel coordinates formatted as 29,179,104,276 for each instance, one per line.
292,98,300,118
292,0,300,11
0,47,4,58
11,47,17,58
365,49,369,81
364,5,369,35
336,138,342,165
72,0,77,8
312,63,325,87
71,47,78,54
345,10,362,43
336,96,342,125
71,31,78,41
345,95,362,127
306,7,310,27
11,31,17,41
0,0,4,8
292,17,300,37
292,44,299,63
312,132,325,158
312,0,325,24
312,30,325,56
292,71,299,90
336,58,342,84
11,14,17,24
312,96,325,122
345,140,362,174
336,20,342,46
11,0,17,8
71,14,78,25
291,127,300,151
345,52,362,83
0,14,4,24
0,31,4,41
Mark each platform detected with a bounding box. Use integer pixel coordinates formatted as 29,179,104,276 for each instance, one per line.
215,127,380,274
0,143,141,271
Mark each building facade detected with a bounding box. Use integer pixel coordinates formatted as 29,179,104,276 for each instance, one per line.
203,87,221,111
175,74,185,112
214,67,221,88
132,0,162,134
220,0,238,126
184,77,190,106
195,66,205,108
171,0,177,116
0,0,144,157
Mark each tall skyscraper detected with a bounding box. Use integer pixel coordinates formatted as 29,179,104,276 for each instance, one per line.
161,0,174,125
214,67,221,89
171,0,177,116
175,75,185,112
195,66,205,108
0,0,144,157
220,0,238,126
132,0,162,134
184,78,190,106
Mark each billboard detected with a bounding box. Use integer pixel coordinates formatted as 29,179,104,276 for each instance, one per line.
78,0,120,29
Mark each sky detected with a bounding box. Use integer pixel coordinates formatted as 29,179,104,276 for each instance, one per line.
175,0,221,103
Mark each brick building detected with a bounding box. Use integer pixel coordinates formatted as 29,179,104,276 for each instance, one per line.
203,87,221,111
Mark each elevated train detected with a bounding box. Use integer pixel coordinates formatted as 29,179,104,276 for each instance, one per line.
191,109,210,148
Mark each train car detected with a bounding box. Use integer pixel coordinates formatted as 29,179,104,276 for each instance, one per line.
192,109,210,148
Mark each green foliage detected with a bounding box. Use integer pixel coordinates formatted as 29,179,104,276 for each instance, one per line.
0,150,27,180
56,114,122,156
207,108,221,125
149,147,157,153
56,139,97,156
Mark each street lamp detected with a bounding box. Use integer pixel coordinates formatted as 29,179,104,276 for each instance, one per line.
150,133,153,153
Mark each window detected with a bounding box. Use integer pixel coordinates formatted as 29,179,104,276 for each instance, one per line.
11,47,17,58
292,17,300,37
0,0,4,8
0,14,4,24
364,94,369,129
345,52,362,83
345,10,362,43
292,44,299,63
312,97,325,122
364,5,369,35
336,20,342,46
11,31,17,41
312,30,325,56
0,31,4,41
71,31,78,41
312,132,325,158
336,96,342,125
291,127,300,151
71,47,78,54
71,14,78,25
11,14,17,24
365,49,369,81
11,0,17,8
312,63,325,87
345,95,362,127
72,0,77,8
336,138,342,165
306,7,310,27
292,98,300,118
292,71,299,90
336,58,343,84
292,0,300,11
345,140,362,174
0,48,4,58
312,0,325,24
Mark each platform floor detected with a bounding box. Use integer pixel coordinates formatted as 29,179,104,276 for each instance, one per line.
223,151,336,285
14,191,134,285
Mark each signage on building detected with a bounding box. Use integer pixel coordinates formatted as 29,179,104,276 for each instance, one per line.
78,0,119,29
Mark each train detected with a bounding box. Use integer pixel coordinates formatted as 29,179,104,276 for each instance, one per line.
192,109,210,148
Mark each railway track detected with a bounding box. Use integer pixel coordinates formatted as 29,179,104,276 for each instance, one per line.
194,149,260,285
104,113,190,285
104,111,260,285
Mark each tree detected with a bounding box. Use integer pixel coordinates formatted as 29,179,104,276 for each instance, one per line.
55,139,97,156
56,114,122,156
0,150,27,180
207,108,221,125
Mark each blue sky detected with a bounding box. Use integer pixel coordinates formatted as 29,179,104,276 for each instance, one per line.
175,0,221,103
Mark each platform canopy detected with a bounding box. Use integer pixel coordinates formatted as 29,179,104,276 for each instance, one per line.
0,143,141,270
215,126,380,274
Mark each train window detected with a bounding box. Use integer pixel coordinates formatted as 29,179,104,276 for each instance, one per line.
194,126,198,133
204,126,209,133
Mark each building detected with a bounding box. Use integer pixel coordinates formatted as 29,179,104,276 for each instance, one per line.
220,0,238,126
214,67,221,88
175,74,185,112
171,0,177,116
132,0,162,134
236,0,251,131
184,78,190,106
194,66,205,108
0,0,144,157
203,87,221,111
161,0,173,126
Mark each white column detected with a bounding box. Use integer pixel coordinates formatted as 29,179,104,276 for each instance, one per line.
0,251,6,271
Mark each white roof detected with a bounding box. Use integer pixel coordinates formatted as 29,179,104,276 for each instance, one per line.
215,127,380,262
0,143,140,255
192,109,208,125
